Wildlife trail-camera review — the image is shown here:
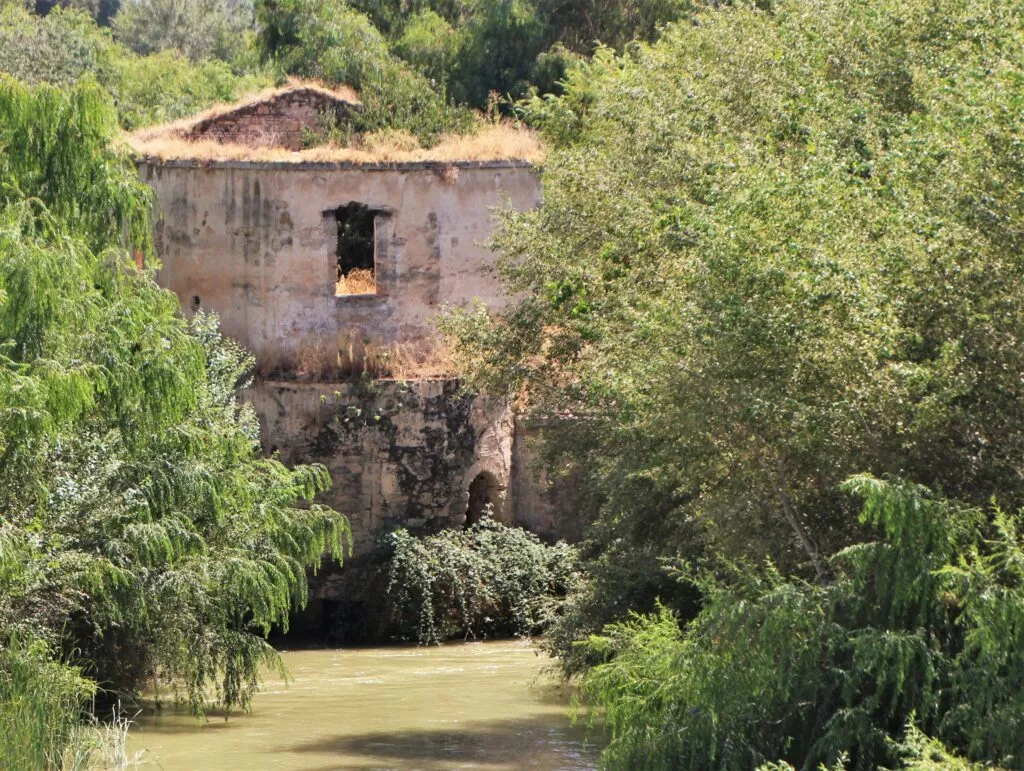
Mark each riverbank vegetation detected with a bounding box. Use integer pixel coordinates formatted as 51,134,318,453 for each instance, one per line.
442,0,1024,767
380,517,579,644
0,77,349,765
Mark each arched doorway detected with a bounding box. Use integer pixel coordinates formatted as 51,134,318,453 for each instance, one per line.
465,471,502,528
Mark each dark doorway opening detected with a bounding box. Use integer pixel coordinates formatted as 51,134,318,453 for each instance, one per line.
465,471,501,528
335,202,376,295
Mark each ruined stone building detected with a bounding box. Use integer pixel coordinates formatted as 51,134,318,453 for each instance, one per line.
132,84,573,627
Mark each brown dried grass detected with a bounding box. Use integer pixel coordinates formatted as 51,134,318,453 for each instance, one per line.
335,268,376,296
258,334,457,381
128,122,545,165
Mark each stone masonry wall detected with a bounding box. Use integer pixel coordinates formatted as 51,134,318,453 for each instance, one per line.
185,89,355,150
139,158,580,637
245,379,515,558
509,418,587,544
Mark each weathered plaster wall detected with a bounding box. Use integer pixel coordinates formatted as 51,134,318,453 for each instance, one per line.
245,379,515,557
140,159,540,367
185,89,355,150
509,419,587,544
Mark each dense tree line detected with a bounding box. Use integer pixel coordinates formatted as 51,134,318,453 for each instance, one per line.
442,0,1024,767
0,0,691,141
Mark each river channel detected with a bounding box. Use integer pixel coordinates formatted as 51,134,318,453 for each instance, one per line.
127,639,599,770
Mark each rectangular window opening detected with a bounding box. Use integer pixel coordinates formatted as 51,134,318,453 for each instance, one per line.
335,202,377,296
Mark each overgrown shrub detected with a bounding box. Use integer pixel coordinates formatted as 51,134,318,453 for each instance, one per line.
381,517,580,644
579,477,1024,769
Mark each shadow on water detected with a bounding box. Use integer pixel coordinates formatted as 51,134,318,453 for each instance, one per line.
128,641,603,770
282,714,600,770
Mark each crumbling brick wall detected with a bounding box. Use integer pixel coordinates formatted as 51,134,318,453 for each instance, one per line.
186,88,355,150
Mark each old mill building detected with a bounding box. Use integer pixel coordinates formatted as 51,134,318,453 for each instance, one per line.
130,82,576,626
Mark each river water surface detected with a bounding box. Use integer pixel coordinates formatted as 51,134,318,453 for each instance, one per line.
127,639,599,770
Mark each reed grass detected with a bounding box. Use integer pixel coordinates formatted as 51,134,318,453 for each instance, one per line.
0,637,95,770
258,334,457,381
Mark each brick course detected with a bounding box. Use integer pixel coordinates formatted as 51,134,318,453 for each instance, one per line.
186,88,356,150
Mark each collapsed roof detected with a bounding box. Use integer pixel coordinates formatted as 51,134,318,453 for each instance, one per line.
128,80,544,165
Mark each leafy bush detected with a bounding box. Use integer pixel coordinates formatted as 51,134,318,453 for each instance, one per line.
580,477,1024,769
443,0,1024,653
255,0,475,143
104,47,269,130
112,0,254,62
381,517,580,644
0,4,107,87
0,77,348,714
390,9,460,89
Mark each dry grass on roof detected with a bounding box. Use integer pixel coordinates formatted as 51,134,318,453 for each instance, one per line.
127,123,546,165
129,77,361,142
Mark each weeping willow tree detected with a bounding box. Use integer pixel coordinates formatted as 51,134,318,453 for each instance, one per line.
0,74,349,746
581,476,1024,769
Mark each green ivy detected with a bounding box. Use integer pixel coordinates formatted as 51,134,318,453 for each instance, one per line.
381,517,580,644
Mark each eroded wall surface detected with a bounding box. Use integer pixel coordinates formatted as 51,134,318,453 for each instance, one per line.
139,158,575,628
509,419,586,544
140,159,540,367
245,379,515,558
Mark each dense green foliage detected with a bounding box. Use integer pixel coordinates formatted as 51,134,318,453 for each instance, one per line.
112,0,253,62
445,0,1024,631
255,0,475,142
0,638,96,769
0,74,349,753
440,0,1024,767
581,477,1024,769
0,5,270,129
2,0,1021,767
341,0,689,108
381,517,579,644
1,0,696,139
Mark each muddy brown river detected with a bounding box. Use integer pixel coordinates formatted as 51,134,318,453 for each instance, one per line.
127,639,600,770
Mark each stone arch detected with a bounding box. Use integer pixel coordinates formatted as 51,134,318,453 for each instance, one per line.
464,470,504,528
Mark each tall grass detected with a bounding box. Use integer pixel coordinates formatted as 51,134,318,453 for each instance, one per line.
0,637,96,769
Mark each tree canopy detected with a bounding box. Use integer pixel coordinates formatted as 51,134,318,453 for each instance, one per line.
0,77,349,756
442,0,1024,766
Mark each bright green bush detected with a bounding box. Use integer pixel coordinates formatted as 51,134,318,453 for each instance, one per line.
390,9,460,89
381,517,580,644
580,477,1024,769
104,47,269,130
0,77,348,714
255,0,475,142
